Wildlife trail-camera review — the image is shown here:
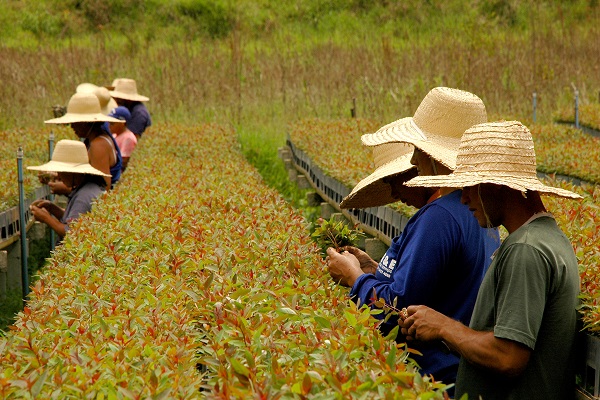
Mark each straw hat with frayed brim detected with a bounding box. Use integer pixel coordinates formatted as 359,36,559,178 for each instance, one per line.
361,87,487,170
76,83,118,115
340,142,416,209
109,78,149,102
28,139,111,177
45,92,123,124
104,78,124,91
405,121,581,199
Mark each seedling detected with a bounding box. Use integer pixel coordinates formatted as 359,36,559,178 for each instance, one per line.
311,216,363,257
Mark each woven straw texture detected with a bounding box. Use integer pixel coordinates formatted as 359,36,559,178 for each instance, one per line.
405,121,581,199
28,140,111,177
361,87,487,169
109,78,149,102
45,93,122,124
76,83,118,115
340,142,415,209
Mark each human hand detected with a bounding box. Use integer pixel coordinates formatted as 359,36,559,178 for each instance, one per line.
48,180,72,195
31,199,52,210
38,171,56,185
30,203,51,223
325,247,363,287
341,246,378,274
400,305,450,342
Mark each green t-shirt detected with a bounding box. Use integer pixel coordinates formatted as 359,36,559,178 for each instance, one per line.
456,215,580,400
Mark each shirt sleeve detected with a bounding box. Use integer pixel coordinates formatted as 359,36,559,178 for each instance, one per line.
492,243,551,349
63,195,93,226
128,106,151,136
350,204,461,311
119,135,137,157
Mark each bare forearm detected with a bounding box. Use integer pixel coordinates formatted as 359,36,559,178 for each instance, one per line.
48,203,64,219
440,321,530,377
45,218,67,238
403,306,531,377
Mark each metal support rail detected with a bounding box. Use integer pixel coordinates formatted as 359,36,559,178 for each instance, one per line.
286,137,411,246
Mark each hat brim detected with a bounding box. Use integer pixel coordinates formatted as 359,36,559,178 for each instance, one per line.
361,117,460,170
45,112,123,124
405,172,581,199
28,161,111,177
340,153,416,209
109,90,149,102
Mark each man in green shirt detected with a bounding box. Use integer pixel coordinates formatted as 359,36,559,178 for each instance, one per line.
400,120,582,399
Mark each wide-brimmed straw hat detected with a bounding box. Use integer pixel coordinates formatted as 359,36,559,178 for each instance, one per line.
361,87,487,170
45,92,123,124
109,78,149,102
28,139,110,177
405,120,581,199
105,78,124,91
340,142,416,209
76,83,118,115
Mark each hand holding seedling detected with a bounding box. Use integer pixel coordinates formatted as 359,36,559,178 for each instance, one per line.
325,247,364,287
400,305,449,342
48,179,72,195
30,200,53,223
341,246,378,274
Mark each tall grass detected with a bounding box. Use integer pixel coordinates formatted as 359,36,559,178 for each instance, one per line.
1,33,597,124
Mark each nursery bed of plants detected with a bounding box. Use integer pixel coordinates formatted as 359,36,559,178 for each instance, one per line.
0,123,448,398
531,123,600,183
554,103,600,132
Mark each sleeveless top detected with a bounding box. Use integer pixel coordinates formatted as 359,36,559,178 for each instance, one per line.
86,131,122,187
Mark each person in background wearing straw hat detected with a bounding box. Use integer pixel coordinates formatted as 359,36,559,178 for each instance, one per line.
109,78,151,139
339,141,431,211
76,82,124,177
108,106,137,172
400,121,582,400
326,87,500,394
76,82,118,115
45,92,123,191
333,143,433,281
29,140,110,239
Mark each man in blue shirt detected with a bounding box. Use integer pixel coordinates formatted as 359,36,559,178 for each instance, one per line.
326,87,500,393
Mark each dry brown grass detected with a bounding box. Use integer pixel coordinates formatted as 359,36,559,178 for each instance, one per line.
0,20,598,131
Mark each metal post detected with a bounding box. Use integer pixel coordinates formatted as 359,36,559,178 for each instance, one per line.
532,91,537,123
575,91,579,128
48,131,55,250
17,147,29,301
574,89,580,129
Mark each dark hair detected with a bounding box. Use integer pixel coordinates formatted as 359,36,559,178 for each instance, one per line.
84,173,108,188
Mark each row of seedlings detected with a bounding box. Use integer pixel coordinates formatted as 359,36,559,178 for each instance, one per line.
0,123,449,398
